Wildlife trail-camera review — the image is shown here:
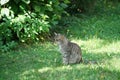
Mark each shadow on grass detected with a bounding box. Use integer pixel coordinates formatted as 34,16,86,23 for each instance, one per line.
0,42,120,80
6,63,120,80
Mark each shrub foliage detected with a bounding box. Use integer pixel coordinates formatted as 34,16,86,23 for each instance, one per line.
0,0,69,51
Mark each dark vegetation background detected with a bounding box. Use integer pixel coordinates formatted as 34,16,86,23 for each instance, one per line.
0,0,120,51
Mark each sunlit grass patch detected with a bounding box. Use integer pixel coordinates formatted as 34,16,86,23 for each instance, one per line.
72,38,120,54
110,58,120,71
72,38,104,50
76,39,120,54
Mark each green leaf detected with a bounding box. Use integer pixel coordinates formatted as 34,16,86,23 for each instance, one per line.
64,0,70,4
19,2,28,13
51,21,58,25
34,5,41,12
46,4,53,11
0,0,9,5
1,8,10,17
60,3,68,8
21,0,30,4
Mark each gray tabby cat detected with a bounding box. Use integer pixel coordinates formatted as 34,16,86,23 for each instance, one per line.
54,33,82,65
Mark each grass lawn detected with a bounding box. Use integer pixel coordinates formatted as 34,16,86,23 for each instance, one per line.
0,13,120,80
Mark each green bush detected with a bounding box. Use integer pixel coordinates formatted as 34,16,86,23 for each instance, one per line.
0,0,69,51
12,14,50,42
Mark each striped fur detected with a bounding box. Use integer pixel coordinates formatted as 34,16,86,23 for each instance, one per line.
54,33,82,65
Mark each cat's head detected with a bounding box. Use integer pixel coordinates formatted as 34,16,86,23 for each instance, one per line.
54,33,65,45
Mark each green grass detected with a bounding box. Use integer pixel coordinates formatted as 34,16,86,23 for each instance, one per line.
0,12,120,80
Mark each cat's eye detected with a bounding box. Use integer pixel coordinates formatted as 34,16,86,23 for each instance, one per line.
56,39,59,41
55,39,60,41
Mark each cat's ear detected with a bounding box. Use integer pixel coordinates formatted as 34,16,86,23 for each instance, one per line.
54,32,61,36
54,32,57,36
